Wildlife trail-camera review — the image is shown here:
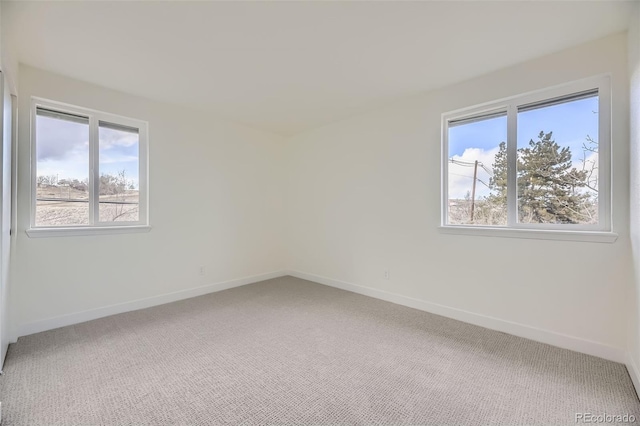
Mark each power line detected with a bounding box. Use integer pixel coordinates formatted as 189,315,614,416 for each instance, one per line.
449,173,490,189
449,159,477,167
480,164,494,177
451,159,493,177
450,158,494,178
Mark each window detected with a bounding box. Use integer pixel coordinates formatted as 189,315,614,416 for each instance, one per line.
442,76,614,241
30,98,148,236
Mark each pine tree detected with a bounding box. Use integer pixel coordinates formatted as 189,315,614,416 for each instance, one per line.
485,131,590,224
516,131,588,224
488,141,507,209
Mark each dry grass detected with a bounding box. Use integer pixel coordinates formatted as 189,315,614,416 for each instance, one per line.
36,185,139,226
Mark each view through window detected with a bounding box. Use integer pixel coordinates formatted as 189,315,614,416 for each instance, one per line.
35,109,90,226
98,122,140,222
446,88,601,229
34,101,146,229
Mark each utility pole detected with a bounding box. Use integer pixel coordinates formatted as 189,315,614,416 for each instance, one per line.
470,160,478,223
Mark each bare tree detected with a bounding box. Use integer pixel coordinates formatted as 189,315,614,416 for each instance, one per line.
36,175,59,187
581,134,598,193
99,170,138,221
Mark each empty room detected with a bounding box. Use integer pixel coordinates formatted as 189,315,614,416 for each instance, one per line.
0,0,639,424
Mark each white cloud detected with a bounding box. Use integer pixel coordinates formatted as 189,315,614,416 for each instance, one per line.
99,128,138,150
37,143,90,181
448,146,499,199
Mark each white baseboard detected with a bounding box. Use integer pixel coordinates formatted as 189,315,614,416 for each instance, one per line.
627,353,640,399
286,270,626,364
15,269,627,366
15,270,286,339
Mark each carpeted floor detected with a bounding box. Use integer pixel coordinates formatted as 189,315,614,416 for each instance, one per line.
0,276,638,425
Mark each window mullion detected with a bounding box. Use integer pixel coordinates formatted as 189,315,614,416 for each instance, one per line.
442,117,450,225
89,116,99,225
506,104,518,227
598,80,612,231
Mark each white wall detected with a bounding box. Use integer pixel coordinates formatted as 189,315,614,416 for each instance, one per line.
0,1,18,95
627,1,640,389
9,31,636,368
13,65,286,338
285,33,631,362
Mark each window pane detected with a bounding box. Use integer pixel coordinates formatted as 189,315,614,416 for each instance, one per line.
35,109,90,226
98,122,139,222
448,113,507,226
517,93,598,225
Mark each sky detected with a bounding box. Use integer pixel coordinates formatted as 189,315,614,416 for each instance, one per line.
448,96,599,199
36,115,140,189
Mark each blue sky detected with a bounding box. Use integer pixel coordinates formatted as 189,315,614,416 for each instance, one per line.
448,96,598,199
36,116,140,189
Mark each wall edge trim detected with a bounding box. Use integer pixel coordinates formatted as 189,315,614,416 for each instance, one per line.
15,270,287,340
286,270,626,363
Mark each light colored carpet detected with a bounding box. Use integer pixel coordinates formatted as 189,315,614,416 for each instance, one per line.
0,276,638,425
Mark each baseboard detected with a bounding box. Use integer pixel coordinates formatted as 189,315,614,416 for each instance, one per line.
627,353,640,399
286,270,626,364
16,270,287,339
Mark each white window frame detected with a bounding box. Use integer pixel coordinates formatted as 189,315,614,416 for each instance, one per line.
27,97,150,237
440,75,617,243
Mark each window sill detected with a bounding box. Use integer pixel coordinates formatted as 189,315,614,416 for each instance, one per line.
26,225,152,238
438,226,618,243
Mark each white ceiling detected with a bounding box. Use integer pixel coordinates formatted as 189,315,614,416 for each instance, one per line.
2,1,635,136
